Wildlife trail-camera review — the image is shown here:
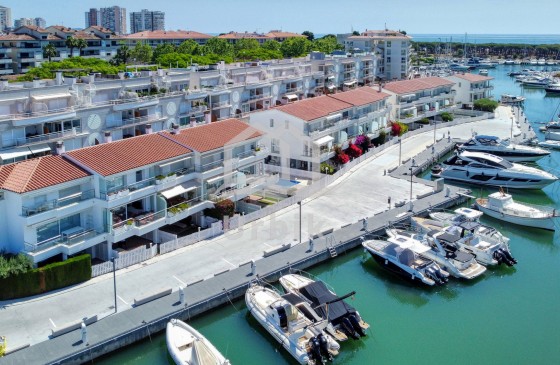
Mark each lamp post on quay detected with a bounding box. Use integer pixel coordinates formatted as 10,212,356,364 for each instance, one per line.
409,163,418,212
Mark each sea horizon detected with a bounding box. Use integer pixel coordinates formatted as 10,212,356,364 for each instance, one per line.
409,33,560,45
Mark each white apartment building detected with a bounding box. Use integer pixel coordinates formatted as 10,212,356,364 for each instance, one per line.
249,87,390,176
339,29,412,81
0,52,381,166
381,77,456,125
130,9,165,33
0,118,269,265
0,5,11,32
444,73,494,104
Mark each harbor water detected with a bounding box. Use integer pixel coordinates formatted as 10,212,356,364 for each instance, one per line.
94,65,560,364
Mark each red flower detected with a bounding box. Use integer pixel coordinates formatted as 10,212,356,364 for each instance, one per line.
345,143,363,158
336,152,350,164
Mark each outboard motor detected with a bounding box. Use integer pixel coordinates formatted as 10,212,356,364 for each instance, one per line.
425,267,445,285
501,249,517,265
433,267,449,283
340,317,359,340
308,337,324,364
494,249,515,266
317,333,333,361
348,313,367,337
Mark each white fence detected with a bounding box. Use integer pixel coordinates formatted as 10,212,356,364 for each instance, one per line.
91,244,158,277
159,221,223,255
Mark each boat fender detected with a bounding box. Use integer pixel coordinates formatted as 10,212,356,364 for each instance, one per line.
348,314,367,337
317,333,332,361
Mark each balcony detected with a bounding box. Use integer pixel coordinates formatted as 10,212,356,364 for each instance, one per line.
198,160,224,172
211,100,232,109
24,227,106,263
108,113,165,129
166,196,209,224
5,127,86,149
249,93,271,101
111,95,160,111
22,189,95,217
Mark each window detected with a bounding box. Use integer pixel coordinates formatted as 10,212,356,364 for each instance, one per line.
387,49,391,55
386,41,391,47
387,57,391,63
270,118,274,128
271,138,280,153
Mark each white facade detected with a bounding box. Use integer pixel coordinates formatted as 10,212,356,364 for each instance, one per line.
0,5,11,32
444,74,494,105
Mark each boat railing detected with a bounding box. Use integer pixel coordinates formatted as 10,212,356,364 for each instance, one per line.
502,203,557,218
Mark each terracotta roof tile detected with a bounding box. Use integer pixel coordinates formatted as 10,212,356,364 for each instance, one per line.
161,118,264,153
383,77,455,95
218,32,269,40
328,87,390,106
265,31,305,38
0,156,90,194
275,95,352,121
451,73,494,82
66,134,192,177
0,34,35,41
125,30,212,40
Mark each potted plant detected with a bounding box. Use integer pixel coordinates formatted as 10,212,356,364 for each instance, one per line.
155,175,165,184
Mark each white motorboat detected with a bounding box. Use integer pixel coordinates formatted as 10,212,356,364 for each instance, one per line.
538,139,560,150
475,191,558,231
538,58,546,65
166,318,230,365
411,217,517,266
459,135,550,162
362,237,449,286
245,282,340,365
504,59,515,65
438,151,558,189
428,207,510,245
545,83,560,94
521,77,550,88
500,94,526,105
544,130,560,141
279,273,369,341
386,229,487,279
479,69,489,76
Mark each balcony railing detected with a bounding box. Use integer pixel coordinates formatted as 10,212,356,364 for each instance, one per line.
0,127,84,150
22,189,95,217
249,93,271,100
134,210,166,227
24,228,101,253
198,160,224,172
109,113,164,128
166,196,204,218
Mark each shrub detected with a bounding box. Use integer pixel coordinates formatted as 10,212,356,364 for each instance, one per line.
0,254,91,300
473,98,499,112
391,121,409,136
335,152,350,164
0,253,33,279
345,142,363,159
418,118,431,125
372,129,387,146
320,162,336,175
206,198,235,219
440,112,454,122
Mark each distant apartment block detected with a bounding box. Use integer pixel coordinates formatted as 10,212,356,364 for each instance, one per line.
130,9,165,33
85,6,126,35
14,17,46,29
0,5,12,32
339,29,412,81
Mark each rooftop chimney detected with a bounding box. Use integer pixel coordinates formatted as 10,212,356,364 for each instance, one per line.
171,123,180,135
145,124,153,134
104,131,112,143
55,71,63,86
32,77,41,88
55,141,65,155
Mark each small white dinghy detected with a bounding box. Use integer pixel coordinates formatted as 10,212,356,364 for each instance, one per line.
475,191,558,231
538,139,560,150
166,318,230,365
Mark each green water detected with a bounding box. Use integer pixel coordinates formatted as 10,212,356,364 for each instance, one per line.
94,66,560,365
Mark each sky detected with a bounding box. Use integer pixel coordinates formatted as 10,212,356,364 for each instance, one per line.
3,0,560,35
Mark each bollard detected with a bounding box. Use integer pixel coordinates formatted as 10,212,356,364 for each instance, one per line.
179,286,185,305
445,187,450,197
384,169,386,175
388,196,391,208
309,237,314,252
409,201,413,212
431,146,435,154
81,322,87,345
250,260,256,276
363,217,369,232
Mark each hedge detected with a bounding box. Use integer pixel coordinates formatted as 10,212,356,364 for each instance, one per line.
0,254,91,300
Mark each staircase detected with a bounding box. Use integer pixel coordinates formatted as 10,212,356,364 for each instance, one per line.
328,246,338,258
325,234,337,258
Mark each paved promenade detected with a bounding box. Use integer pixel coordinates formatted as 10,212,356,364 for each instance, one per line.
0,106,533,363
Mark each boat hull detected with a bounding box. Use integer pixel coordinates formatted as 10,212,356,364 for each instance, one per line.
459,148,547,162
439,173,554,189
365,249,435,286
166,319,228,365
475,203,556,231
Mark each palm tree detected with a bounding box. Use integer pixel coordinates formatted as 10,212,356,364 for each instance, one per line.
43,43,57,62
65,36,78,57
76,38,88,57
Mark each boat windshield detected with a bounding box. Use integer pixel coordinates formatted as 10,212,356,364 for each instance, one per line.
470,156,513,169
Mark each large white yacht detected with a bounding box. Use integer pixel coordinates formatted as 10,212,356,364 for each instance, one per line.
362,237,449,286
436,151,558,189
459,135,550,162
245,282,340,365
386,229,487,280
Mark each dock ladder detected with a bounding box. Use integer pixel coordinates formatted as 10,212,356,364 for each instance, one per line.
325,234,337,258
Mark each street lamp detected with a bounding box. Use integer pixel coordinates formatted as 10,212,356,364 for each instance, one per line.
409,163,418,212
398,138,402,166
433,117,437,144
297,201,302,244
112,257,117,313
510,116,514,140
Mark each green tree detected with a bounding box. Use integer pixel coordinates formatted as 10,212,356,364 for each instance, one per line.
113,45,131,65
312,35,344,54
234,38,260,55
352,30,360,36
65,36,78,57
131,42,153,64
280,37,312,58
440,112,454,122
302,30,314,41
176,40,200,55
152,43,176,63
42,43,57,62
473,98,499,112
75,38,88,57
262,40,281,52
235,48,282,61
202,38,234,57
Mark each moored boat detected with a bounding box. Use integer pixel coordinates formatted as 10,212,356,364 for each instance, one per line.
166,318,230,365
500,94,526,105
538,139,560,150
279,272,369,341
245,281,340,365
458,134,549,162
362,237,449,286
475,191,558,231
